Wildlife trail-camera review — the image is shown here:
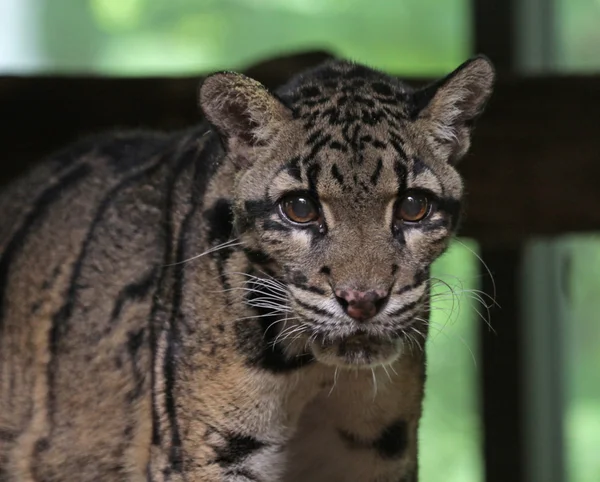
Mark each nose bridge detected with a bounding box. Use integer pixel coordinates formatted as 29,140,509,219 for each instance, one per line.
329,224,394,292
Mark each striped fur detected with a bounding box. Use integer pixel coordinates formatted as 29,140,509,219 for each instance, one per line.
0,57,494,481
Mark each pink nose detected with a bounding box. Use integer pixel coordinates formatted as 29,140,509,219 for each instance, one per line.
334,289,389,321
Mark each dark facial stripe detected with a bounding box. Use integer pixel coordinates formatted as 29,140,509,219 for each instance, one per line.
284,156,303,182
387,300,419,318
306,163,321,194
243,248,273,265
370,158,383,185
243,199,273,223
331,164,344,185
290,282,326,296
213,432,267,467
389,132,408,162
234,279,314,372
393,160,407,195
293,297,333,318
262,219,291,232
302,134,331,164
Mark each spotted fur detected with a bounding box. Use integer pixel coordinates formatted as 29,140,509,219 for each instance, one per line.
0,57,494,481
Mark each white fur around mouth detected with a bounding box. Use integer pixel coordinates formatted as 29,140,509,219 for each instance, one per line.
309,334,404,368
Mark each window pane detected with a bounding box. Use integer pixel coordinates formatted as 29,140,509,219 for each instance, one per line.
564,236,600,482
421,240,483,482
555,0,600,72
0,0,470,76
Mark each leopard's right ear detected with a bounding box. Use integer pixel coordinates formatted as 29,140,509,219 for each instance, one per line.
199,72,292,151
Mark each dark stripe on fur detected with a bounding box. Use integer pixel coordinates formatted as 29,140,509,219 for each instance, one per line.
148,138,201,448
370,158,384,185
387,300,419,318
0,164,91,334
46,159,167,434
293,298,332,318
110,267,159,324
235,280,314,372
338,418,408,460
214,432,266,467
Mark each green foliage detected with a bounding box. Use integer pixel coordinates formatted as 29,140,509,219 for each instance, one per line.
421,240,483,482
40,0,469,75
564,236,600,482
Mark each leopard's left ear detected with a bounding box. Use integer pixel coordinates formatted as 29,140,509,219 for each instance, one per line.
412,56,495,164
199,72,292,151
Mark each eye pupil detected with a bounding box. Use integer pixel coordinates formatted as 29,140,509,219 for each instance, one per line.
281,195,319,224
397,193,429,222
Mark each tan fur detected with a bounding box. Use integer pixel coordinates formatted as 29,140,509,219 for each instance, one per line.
0,58,494,481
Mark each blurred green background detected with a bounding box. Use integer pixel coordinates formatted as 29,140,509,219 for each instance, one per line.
1,1,599,481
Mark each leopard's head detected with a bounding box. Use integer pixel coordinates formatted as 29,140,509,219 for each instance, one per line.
200,58,494,368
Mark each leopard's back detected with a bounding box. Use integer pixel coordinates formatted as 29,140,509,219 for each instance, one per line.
0,129,203,480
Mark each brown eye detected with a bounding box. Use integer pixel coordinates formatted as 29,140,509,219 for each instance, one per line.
396,193,430,223
281,195,320,224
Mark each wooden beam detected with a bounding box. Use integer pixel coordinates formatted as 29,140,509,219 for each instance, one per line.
2,65,599,243
480,248,526,482
474,0,516,73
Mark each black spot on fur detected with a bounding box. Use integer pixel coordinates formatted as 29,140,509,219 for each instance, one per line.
331,164,344,185
243,248,273,265
103,133,172,173
205,199,234,244
372,82,393,96
375,419,408,459
391,264,399,275
291,271,308,285
370,158,383,185
235,280,314,372
339,419,408,461
303,135,332,164
306,163,321,194
412,157,429,175
320,266,331,275
110,267,158,324
243,199,273,222
393,160,407,195
300,86,321,98
285,156,303,182
127,328,145,357
34,437,50,453
263,219,290,232
214,433,266,466
329,141,347,152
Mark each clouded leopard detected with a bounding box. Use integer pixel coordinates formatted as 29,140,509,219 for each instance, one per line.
0,56,494,481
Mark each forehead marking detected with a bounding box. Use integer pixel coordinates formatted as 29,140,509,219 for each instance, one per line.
370,158,384,186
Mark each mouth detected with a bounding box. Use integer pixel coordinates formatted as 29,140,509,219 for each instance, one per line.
309,333,404,368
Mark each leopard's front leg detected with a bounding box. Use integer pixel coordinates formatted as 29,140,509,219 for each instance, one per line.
283,352,425,482
150,350,323,482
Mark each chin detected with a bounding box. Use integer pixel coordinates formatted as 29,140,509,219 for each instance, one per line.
309,334,404,369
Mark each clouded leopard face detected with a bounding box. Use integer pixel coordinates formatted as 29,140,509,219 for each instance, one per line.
200,58,494,368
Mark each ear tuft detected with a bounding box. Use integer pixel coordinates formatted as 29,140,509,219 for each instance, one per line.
199,72,291,149
414,55,495,163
